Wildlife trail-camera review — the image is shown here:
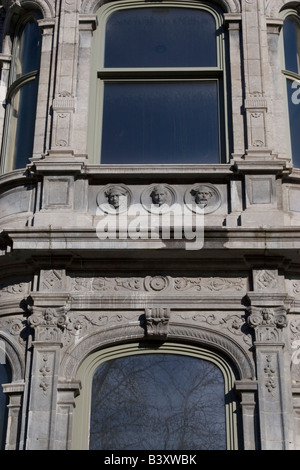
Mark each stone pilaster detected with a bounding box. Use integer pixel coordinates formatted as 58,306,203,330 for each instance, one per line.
2,382,24,450
247,292,294,449
25,305,69,450
235,380,259,450
241,0,272,159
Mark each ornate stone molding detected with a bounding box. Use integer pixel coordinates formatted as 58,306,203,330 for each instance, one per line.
70,274,247,294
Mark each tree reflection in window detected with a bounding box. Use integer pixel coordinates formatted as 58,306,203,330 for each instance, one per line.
90,354,226,450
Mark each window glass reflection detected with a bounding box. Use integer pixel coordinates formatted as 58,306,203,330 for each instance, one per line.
90,354,226,450
283,15,300,74
101,81,220,164
9,77,39,169
16,19,41,78
105,8,218,68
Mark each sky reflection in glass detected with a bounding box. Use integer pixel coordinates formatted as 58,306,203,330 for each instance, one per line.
101,81,220,164
105,8,217,68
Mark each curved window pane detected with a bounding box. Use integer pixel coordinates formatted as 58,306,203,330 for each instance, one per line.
104,8,218,68
90,354,226,450
16,20,41,78
9,77,39,169
101,81,220,164
283,15,300,74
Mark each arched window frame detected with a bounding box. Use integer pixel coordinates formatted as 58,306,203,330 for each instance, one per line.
87,0,229,166
281,8,300,167
1,10,42,173
72,342,240,450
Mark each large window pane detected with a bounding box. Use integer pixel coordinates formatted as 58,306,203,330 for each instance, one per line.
9,77,39,169
283,16,300,74
16,19,41,78
105,8,218,68
101,81,221,164
287,79,300,167
90,354,226,450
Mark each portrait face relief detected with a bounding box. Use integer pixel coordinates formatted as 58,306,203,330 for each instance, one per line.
97,184,132,214
185,184,221,214
150,185,169,207
105,187,126,209
142,184,176,214
190,188,213,207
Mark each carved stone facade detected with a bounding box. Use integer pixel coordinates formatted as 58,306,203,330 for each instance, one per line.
1,0,300,451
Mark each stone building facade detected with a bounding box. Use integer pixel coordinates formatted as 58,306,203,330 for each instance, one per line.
1,0,300,451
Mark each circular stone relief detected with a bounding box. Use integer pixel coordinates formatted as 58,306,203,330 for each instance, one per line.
96,184,132,214
144,276,169,292
184,184,221,214
141,184,176,214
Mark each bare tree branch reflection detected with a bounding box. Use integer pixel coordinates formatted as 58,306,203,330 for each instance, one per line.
89,354,226,450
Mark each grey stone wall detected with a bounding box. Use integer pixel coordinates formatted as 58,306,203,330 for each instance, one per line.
0,0,300,450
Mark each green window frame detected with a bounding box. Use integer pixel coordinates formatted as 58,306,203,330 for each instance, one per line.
88,1,229,165
72,342,240,450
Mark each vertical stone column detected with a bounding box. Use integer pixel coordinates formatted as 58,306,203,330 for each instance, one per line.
25,306,69,450
2,382,24,450
224,14,245,160
47,0,79,161
266,18,290,162
54,380,81,450
73,15,97,159
241,0,272,159
235,380,258,450
247,292,294,449
32,19,56,160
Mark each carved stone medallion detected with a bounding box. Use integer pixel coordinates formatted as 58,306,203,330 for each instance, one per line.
185,184,221,214
96,184,132,214
141,184,176,214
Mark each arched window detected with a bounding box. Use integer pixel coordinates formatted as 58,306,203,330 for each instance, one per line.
88,2,228,165
1,11,42,172
72,343,240,450
282,12,300,167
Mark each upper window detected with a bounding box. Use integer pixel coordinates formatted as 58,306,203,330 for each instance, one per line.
89,3,227,165
1,11,41,172
282,12,300,167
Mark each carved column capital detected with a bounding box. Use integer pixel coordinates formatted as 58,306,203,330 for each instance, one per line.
28,305,69,342
247,306,287,343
